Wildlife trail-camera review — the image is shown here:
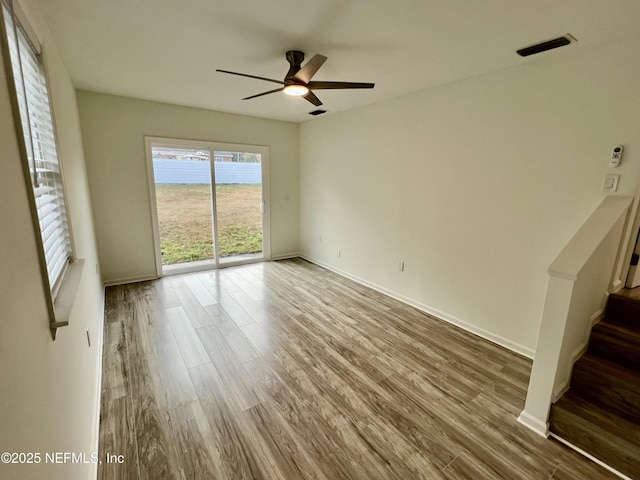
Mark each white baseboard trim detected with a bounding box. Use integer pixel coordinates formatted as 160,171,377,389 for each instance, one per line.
552,383,571,404
271,252,302,261
105,255,302,286
549,433,632,480
104,273,158,287
517,410,549,437
300,254,535,359
91,285,106,480
590,307,604,326
553,343,588,402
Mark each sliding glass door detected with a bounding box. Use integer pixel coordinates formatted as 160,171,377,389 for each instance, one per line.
151,145,214,271
213,149,264,265
146,138,269,275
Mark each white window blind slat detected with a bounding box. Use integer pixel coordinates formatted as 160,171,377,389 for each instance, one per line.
40,209,62,233
47,248,67,287
33,184,55,197
43,229,64,254
40,212,59,229
3,0,72,290
40,216,68,246
35,192,56,207
44,228,64,255
43,234,68,275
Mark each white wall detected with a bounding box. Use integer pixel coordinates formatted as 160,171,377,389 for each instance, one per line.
299,37,640,356
77,92,299,284
0,1,104,479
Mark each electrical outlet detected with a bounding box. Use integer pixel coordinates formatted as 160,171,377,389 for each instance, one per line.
398,261,405,272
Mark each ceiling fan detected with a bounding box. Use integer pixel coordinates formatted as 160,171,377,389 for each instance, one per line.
216,50,374,106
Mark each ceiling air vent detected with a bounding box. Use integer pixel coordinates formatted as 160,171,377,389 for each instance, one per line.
517,35,575,57
308,109,327,116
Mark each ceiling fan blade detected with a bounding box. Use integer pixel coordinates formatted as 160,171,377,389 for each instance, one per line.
294,54,327,83
243,87,284,100
216,69,284,85
308,81,375,90
303,91,323,106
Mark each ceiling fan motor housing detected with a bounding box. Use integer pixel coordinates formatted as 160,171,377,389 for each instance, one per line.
285,50,305,83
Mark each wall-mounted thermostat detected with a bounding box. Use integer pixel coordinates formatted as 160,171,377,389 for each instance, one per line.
609,145,623,167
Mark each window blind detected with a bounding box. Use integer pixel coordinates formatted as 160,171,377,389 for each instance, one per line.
3,0,72,291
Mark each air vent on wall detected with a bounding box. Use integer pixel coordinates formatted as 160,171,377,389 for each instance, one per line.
517,35,575,57
309,109,327,116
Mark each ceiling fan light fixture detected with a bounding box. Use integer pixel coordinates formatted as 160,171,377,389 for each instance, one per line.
283,84,309,96
217,51,374,107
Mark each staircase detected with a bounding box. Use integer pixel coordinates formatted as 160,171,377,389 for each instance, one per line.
550,292,640,479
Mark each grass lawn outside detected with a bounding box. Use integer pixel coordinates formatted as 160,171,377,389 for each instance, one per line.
155,184,263,265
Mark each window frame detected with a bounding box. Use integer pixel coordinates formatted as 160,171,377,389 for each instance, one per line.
0,0,84,339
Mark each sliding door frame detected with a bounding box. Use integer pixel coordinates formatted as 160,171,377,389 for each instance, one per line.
144,136,271,277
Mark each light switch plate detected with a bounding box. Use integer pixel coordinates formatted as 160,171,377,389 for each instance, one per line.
602,174,620,193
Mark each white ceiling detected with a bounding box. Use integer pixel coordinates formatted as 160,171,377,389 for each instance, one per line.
33,0,640,123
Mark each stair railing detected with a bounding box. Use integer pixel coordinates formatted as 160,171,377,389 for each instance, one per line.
518,195,634,436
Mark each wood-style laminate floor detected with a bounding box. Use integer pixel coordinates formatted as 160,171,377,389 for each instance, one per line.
618,286,640,302
98,258,618,480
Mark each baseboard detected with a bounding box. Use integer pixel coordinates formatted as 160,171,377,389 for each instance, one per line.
590,307,604,326
553,342,588,402
105,256,302,285
104,273,158,287
552,382,571,403
91,285,106,480
517,410,549,437
270,252,302,261
299,254,535,359
549,433,632,480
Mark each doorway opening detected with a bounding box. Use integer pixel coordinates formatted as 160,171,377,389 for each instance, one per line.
146,137,270,275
